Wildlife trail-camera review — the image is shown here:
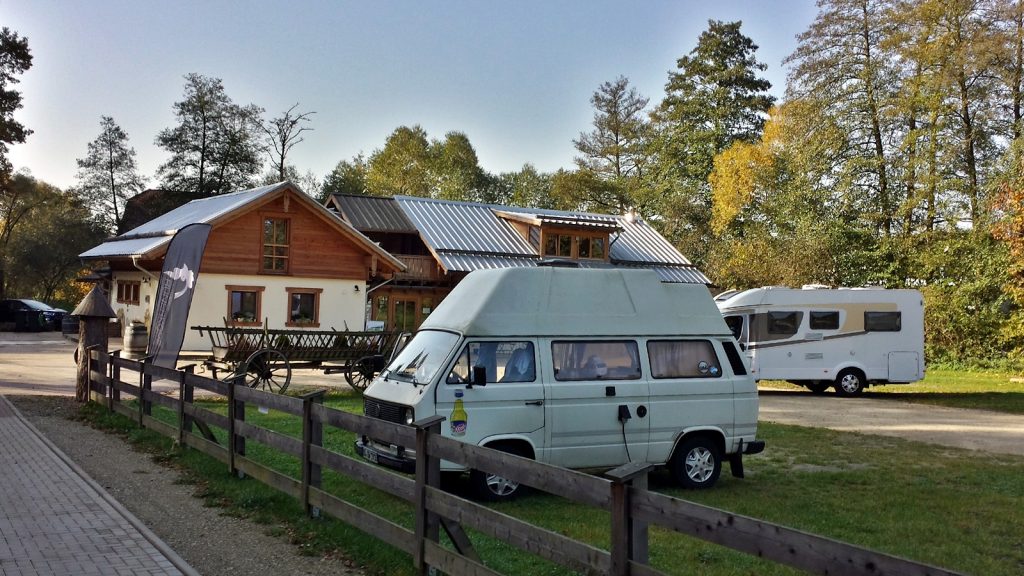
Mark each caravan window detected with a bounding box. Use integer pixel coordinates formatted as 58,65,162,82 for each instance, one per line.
724,315,743,340
767,311,801,335
865,311,901,332
552,341,641,381
809,311,840,330
648,340,722,379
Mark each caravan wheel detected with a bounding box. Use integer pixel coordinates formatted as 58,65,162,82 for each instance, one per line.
834,369,865,397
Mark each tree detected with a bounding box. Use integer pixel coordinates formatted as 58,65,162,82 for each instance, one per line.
366,125,432,197
6,184,105,303
262,103,314,182
75,116,144,233
649,20,775,266
323,155,368,198
365,126,486,200
0,27,32,298
572,76,653,214
155,74,263,195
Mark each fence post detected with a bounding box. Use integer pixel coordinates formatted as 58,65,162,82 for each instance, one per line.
301,389,326,519
607,462,654,575
107,351,116,412
227,375,246,479
109,350,121,411
182,365,195,437
138,357,152,427
412,415,445,575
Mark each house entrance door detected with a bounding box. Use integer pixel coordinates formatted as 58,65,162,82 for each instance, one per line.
394,299,417,331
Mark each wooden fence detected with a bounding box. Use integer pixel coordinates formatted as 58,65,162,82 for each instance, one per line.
85,349,963,576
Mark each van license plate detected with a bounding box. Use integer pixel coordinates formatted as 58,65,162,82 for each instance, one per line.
364,449,378,464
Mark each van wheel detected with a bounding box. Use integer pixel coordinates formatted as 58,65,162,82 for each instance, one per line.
670,436,721,489
834,369,865,396
807,381,830,394
470,444,529,502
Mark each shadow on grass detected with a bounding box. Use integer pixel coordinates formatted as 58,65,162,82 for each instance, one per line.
862,391,1024,414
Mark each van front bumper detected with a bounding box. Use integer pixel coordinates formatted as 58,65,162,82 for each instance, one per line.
354,437,416,474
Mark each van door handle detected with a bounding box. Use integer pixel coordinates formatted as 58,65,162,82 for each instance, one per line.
525,400,544,406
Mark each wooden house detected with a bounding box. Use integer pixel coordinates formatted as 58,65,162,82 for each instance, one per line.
80,182,404,351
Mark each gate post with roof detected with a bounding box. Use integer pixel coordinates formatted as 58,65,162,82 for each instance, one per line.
72,285,116,403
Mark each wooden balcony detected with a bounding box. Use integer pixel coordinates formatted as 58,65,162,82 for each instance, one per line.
393,254,443,283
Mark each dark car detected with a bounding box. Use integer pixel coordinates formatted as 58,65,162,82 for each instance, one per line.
0,299,66,331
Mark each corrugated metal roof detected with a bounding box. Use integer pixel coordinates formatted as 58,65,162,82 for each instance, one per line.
330,194,417,233
397,197,536,256
393,196,709,283
80,183,288,259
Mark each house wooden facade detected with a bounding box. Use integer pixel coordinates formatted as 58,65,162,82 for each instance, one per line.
80,182,404,351
325,194,710,332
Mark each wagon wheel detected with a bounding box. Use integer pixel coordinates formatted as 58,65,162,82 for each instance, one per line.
344,355,379,393
241,348,291,394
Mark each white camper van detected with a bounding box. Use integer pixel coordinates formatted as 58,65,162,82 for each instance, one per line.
356,267,764,499
716,286,925,396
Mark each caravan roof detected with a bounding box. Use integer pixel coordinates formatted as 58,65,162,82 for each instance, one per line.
717,287,923,311
419,267,728,338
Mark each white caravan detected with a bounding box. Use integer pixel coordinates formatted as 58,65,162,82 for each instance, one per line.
716,287,925,396
356,267,764,499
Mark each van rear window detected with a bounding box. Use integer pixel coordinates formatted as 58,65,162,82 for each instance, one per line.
552,341,641,381
647,340,722,379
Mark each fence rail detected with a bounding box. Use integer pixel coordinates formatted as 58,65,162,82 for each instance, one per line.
86,349,963,576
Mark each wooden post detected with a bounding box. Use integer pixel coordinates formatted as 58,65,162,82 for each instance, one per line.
227,375,246,479
71,285,116,403
607,462,654,575
110,350,121,410
301,389,326,518
412,415,445,575
182,365,195,436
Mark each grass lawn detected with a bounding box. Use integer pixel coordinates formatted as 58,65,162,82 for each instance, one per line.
80,389,1024,576
759,366,1024,414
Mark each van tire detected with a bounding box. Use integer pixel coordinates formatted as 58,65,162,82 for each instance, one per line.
834,369,865,396
670,436,721,489
470,443,530,502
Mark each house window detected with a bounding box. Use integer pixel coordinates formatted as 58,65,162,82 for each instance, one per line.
544,233,573,258
286,287,322,327
116,281,141,305
578,236,606,260
262,217,289,273
227,285,263,325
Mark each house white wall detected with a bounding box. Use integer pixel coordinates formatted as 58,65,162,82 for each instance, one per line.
112,271,368,352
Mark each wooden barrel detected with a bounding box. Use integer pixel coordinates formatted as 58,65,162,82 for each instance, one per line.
123,323,148,357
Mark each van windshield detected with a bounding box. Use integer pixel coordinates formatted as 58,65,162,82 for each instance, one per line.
383,330,460,385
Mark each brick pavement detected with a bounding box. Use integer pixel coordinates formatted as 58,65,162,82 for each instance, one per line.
0,396,197,576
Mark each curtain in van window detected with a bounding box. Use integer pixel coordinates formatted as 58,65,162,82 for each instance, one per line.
648,340,721,378
551,341,641,380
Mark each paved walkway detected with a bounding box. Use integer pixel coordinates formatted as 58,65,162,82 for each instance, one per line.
0,396,197,576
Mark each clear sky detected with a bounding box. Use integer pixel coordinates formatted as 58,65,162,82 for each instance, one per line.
2,0,818,191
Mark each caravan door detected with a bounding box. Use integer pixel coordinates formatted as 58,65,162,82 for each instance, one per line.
887,351,921,382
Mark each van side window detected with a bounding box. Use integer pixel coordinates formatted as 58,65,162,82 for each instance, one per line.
767,311,801,335
809,311,839,330
722,340,748,376
647,340,722,379
447,341,535,384
749,312,803,342
865,311,901,332
552,341,641,381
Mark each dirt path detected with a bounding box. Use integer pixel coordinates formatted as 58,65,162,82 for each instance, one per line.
758,389,1024,457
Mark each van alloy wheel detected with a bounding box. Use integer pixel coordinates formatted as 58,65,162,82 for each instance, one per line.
470,444,529,502
670,436,721,489
835,369,865,396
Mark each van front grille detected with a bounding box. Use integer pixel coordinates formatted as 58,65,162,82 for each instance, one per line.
363,397,405,424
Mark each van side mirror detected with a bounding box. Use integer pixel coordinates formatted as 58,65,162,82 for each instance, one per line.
471,365,488,388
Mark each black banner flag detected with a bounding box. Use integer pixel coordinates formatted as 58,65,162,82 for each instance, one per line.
148,223,211,369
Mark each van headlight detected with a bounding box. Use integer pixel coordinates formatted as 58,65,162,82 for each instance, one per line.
404,408,415,425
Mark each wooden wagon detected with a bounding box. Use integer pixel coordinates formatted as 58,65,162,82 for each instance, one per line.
192,324,404,394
